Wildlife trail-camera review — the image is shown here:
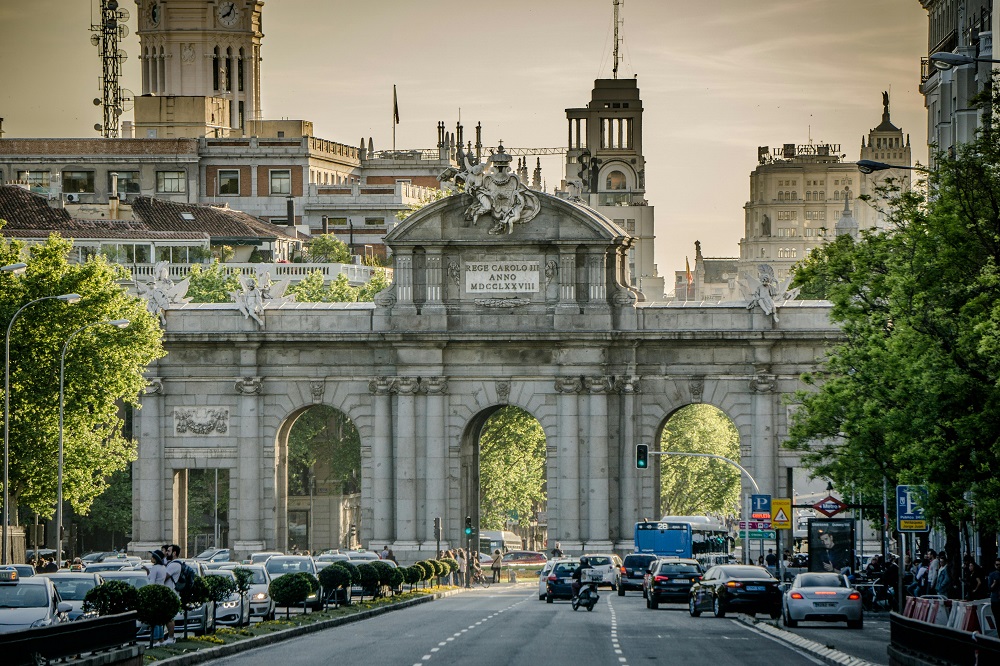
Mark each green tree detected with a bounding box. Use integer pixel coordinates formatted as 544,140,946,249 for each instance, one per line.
0,233,164,518
786,79,1000,569
478,407,546,531
287,406,360,498
307,234,350,263
75,467,132,549
658,405,741,516
185,260,241,303
286,270,329,302
356,268,389,302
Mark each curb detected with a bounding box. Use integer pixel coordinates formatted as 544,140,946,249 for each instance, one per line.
155,588,463,666
735,615,880,666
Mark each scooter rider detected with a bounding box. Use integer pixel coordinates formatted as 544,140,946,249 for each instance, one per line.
571,556,593,599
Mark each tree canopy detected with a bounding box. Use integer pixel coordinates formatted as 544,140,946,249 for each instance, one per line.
786,81,1000,541
478,407,546,530
658,404,740,517
287,406,361,497
0,232,164,517
306,235,350,264
287,269,389,303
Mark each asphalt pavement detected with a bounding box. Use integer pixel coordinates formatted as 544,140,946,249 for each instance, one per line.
204,584,891,666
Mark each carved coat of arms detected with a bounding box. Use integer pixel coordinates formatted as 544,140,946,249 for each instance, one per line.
440,142,540,235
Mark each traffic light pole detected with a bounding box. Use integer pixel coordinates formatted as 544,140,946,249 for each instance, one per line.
638,447,760,564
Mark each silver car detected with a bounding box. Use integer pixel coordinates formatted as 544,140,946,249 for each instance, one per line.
221,564,274,620
0,570,72,634
40,572,103,621
782,572,863,628
263,556,322,610
537,559,558,600
204,570,250,626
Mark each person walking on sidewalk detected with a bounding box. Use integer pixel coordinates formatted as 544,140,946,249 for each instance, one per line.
491,549,503,583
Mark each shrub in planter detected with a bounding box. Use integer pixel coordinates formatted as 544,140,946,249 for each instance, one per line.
83,580,138,616
269,573,312,619
337,561,360,586
319,564,352,606
232,568,255,627
441,557,458,575
403,566,421,590
415,561,433,584
296,572,321,610
356,563,379,600
203,575,237,632
136,584,181,648
370,560,394,593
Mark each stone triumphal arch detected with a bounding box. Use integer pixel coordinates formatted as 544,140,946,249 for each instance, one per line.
131,153,840,561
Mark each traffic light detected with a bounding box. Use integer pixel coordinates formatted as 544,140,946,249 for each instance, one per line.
464,515,473,535
433,517,442,540
636,444,649,469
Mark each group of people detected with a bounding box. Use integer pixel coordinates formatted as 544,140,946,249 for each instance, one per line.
30,557,61,573
145,543,184,646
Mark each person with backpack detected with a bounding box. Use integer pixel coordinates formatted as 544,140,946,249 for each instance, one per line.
160,543,186,646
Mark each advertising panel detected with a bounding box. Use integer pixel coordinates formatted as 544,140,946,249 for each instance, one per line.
807,518,855,574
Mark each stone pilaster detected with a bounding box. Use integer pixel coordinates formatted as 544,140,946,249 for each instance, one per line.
557,249,577,313
423,251,445,314
394,377,419,545
423,377,447,543
368,377,395,543
555,376,582,551
134,377,164,549
749,342,776,496
234,347,262,547
585,376,612,550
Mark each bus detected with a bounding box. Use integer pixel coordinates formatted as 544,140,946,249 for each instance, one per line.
653,516,733,567
634,521,693,557
478,530,522,555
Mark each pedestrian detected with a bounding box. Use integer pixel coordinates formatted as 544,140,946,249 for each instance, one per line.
386,549,398,564
765,548,777,573
44,557,58,573
964,559,987,600
935,552,950,597
491,549,503,583
988,558,1000,624
147,550,169,644
160,543,181,645
907,555,929,598
381,545,389,560
927,550,939,589
457,548,468,586
551,542,563,558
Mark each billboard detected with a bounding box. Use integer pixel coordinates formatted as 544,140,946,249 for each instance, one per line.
808,518,855,574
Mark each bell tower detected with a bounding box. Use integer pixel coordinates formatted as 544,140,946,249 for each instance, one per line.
133,1,263,137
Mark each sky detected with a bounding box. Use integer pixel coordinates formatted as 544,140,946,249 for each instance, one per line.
0,0,930,286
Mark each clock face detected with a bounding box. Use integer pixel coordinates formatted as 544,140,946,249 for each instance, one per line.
218,2,239,27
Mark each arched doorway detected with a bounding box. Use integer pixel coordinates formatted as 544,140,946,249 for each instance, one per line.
280,405,362,554
459,405,547,556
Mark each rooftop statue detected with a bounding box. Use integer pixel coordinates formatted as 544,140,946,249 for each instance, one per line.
136,260,191,326
740,264,800,323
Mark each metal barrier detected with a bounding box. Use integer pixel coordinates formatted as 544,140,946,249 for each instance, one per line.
890,611,1000,666
0,611,138,666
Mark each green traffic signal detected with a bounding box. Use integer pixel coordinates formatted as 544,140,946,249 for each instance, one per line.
636,444,649,469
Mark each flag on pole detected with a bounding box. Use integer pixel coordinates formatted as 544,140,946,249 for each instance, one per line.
393,85,400,124
685,257,693,285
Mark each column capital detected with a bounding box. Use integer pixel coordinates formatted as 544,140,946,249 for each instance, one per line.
750,373,776,393
584,376,613,393
555,376,583,394
234,376,263,395
422,376,448,394
143,377,164,395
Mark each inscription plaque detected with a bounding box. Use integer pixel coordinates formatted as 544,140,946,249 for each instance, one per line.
465,261,540,294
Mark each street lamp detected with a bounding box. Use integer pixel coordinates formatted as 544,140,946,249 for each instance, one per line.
929,51,1000,70
2,292,81,565
57,319,129,566
856,160,927,175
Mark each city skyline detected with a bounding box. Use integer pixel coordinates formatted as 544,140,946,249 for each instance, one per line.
0,0,929,288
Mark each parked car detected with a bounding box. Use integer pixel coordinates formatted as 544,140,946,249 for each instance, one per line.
204,570,250,626
40,572,103,620
782,572,863,629
346,551,380,562
642,558,702,609
501,551,547,567
688,565,782,619
582,554,622,589
98,570,148,590
537,559,558,600
0,569,72,634
195,548,231,569
2,565,36,578
78,561,131,573
263,556,322,609
315,553,350,564
221,564,274,621
249,552,284,565
545,559,580,603
619,554,657,595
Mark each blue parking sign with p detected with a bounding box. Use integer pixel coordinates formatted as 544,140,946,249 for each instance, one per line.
751,494,771,519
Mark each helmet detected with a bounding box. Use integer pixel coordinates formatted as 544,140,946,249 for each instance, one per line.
579,556,588,566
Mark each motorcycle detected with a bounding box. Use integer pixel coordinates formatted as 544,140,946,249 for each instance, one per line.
572,580,600,612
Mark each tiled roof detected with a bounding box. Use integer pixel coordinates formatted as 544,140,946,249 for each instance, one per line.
130,196,298,241
0,185,73,228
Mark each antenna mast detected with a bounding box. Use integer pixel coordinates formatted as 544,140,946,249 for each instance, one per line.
90,0,129,137
612,0,621,79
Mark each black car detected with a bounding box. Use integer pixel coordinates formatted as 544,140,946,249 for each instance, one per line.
643,558,702,609
618,554,657,595
688,564,782,619
545,560,580,603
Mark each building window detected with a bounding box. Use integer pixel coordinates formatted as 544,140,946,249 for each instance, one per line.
218,169,240,195
329,217,348,226
17,171,50,191
804,228,814,237
63,171,95,193
606,170,627,190
270,169,291,195
157,171,186,193
155,245,205,263
365,217,384,226
101,243,152,264
777,210,796,220
109,171,141,194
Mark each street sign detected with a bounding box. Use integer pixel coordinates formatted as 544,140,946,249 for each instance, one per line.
813,495,847,518
739,521,772,530
747,530,776,539
771,498,792,529
896,485,929,532
751,494,772,519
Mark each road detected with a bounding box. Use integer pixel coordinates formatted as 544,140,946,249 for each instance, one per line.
208,585,890,666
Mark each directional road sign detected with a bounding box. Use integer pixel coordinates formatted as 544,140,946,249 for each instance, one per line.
751,494,772,520
747,530,776,540
771,498,792,529
739,521,772,530
896,485,929,532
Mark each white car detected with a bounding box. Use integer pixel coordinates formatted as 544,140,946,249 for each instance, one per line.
582,554,623,590
204,570,250,626
782,572,863,629
537,559,558,600
221,564,274,620
0,569,72,634
40,572,103,621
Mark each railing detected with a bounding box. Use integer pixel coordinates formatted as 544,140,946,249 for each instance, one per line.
0,611,138,666
129,261,391,285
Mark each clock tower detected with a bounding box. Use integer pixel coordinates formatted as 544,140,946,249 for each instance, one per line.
134,1,263,137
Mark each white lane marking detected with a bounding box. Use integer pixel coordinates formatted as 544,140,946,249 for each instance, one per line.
731,620,824,665
419,589,532,663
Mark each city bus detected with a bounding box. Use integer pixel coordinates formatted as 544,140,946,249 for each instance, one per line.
660,515,733,567
633,521,693,557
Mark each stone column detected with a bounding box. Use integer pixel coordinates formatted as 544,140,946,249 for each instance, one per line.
132,378,164,552
234,365,264,554
423,251,445,314
394,377,419,546
368,377,394,545
749,342,777,496
394,252,416,314
587,252,607,305
556,249,577,313
617,375,640,551
229,50,239,129
555,377,582,552
171,469,188,553
424,377,447,545
585,377,612,550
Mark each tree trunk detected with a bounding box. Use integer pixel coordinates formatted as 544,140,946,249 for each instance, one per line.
979,523,997,568
944,520,961,598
